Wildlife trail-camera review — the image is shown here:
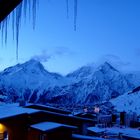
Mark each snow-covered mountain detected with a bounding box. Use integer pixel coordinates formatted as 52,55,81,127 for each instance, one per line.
111,86,140,115
0,59,70,103
48,62,135,105
0,60,139,105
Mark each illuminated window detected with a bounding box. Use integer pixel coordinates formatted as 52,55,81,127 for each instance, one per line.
0,124,6,133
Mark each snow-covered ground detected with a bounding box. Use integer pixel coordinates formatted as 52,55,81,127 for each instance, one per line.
111,91,140,115
88,126,140,139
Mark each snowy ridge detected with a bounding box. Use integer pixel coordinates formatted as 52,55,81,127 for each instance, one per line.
59,62,135,104
0,59,70,103
0,60,140,105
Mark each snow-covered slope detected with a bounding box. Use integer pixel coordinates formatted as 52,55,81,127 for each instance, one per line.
0,59,70,103
46,62,136,105
111,87,140,115
0,60,139,105
125,72,140,87
1,59,68,88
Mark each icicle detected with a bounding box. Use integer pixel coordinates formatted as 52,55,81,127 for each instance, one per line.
4,16,9,44
23,0,38,28
32,0,37,29
0,16,9,46
12,11,15,40
66,0,69,18
1,20,5,46
23,0,28,21
28,0,31,21
0,0,79,58
15,3,23,61
74,0,78,31
0,0,38,60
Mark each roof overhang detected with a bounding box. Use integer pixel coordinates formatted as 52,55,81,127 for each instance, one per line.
0,0,22,22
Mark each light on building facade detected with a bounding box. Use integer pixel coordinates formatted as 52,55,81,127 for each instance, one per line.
0,124,6,133
94,106,100,113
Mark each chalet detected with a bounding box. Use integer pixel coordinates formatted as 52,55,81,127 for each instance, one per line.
3,100,138,140
29,122,77,140
25,104,71,115
0,104,96,140
0,104,40,140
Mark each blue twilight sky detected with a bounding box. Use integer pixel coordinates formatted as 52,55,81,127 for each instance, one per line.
0,0,140,75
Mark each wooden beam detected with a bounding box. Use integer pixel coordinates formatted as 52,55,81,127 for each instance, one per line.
0,0,22,22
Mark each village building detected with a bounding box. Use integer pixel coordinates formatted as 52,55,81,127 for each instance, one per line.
0,104,96,140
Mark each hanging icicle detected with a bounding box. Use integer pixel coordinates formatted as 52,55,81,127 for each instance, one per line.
0,0,38,60
32,0,37,29
23,0,28,19
4,16,9,45
12,10,15,40
0,15,10,46
15,2,23,60
0,18,5,46
0,0,78,60
74,0,78,31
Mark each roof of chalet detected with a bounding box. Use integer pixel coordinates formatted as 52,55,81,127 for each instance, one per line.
72,134,106,140
31,121,77,132
25,104,71,115
26,104,95,123
0,103,40,120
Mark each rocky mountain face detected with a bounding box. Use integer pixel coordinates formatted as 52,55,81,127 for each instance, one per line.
0,60,139,105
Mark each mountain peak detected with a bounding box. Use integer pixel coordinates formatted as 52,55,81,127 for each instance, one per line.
23,59,43,67
66,65,94,79
98,62,118,72
1,59,46,76
104,61,111,66
24,59,41,65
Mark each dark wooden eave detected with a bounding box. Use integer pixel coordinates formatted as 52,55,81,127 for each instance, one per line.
0,0,22,22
